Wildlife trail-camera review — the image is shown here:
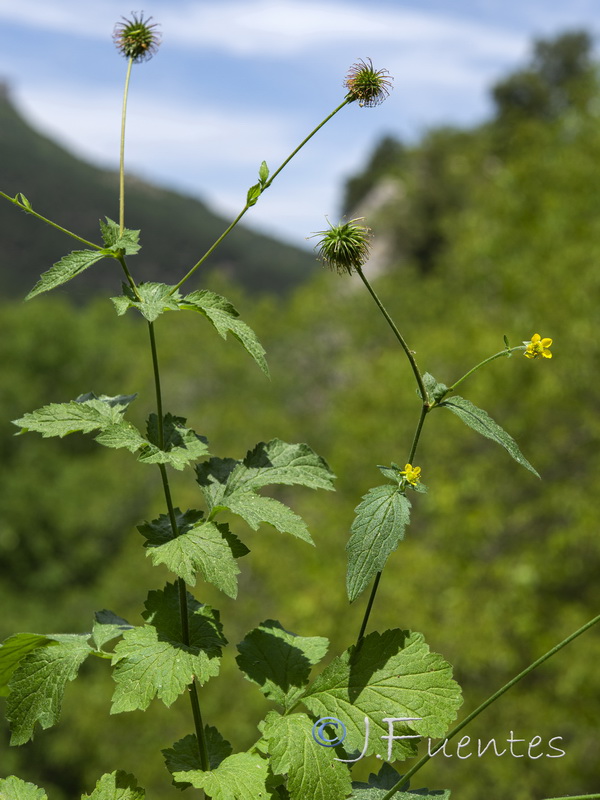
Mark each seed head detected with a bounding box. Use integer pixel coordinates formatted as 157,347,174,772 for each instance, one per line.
344,58,393,107
113,12,161,62
311,218,372,275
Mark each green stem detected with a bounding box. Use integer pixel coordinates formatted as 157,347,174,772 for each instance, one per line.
0,191,102,250
380,612,600,800
542,796,600,800
119,57,134,235
147,320,210,772
171,98,351,294
446,346,525,397
355,266,428,404
356,573,382,645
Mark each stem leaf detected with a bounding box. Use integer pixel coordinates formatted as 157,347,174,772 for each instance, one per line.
12,393,137,439
111,282,181,322
99,217,141,255
302,629,462,762
179,290,269,375
236,620,329,711
163,729,232,789
0,776,47,800
172,752,269,798
26,250,107,300
139,509,248,596
346,485,411,603
81,771,145,800
437,395,540,477
263,710,353,800
110,583,226,712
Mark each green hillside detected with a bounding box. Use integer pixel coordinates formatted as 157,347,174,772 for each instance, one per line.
2,30,600,800
0,84,316,297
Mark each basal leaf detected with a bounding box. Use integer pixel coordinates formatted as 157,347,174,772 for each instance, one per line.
6,635,93,744
99,217,141,255
111,282,180,322
346,485,411,603
0,633,51,697
163,728,233,788
437,395,539,476
139,509,248,596
0,776,47,800
172,752,269,799
110,584,225,712
81,771,145,800
179,290,269,375
263,711,352,800
236,620,329,710
13,393,136,439
26,250,107,300
302,629,462,762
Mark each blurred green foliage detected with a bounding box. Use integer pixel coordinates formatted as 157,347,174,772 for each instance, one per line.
2,29,600,800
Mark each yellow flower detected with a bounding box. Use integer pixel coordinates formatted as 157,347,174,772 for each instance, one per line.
523,333,553,359
400,463,421,486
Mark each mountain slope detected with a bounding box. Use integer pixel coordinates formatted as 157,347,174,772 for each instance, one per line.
0,84,316,298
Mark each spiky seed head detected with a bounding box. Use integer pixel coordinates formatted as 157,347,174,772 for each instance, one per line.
344,58,393,107
113,13,161,62
311,218,372,275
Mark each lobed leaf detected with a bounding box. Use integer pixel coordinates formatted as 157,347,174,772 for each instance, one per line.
6,634,93,744
263,711,352,800
81,771,145,800
179,290,269,375
110,583,226,712
139,413,210,470
13,393,137,439
346,485,411,602
139,509,248,595
92,611,134,651
236,620,329,711
0,633,51,697
0,776,47,800
302,629,462,762
437,394,539,476
172,752,269,799
99,217,141,255
352,764,451,799
26,250,107,300
163,728,232,789
111,282,180,322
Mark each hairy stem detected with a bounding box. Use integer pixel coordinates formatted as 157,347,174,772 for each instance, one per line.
445,345,525,397
119,57,134,235
380,612,600,800
171,98,351,293
148,321,210,772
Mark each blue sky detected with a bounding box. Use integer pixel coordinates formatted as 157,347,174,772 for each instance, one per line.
0,1,598,249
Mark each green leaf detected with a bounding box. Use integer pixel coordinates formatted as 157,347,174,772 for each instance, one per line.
26,250,107,300
6,634,93,744
179,290,269,375
0,633,51,697
246,183,262,207
236,620,329,711
225,493,314,543
197,439,335,511
99,218,141,255
263,711,352,800
437,395,539,476
139,509,248,596
139,413,210,470
302,629,462,762
351,764,451,798
346,485,411,602
172,752,269,799
92,611,133,651
163,728,233,788
110,583,226,712
111,282,180,322
0,776,47,800
13,393,136,439
81,771,145,800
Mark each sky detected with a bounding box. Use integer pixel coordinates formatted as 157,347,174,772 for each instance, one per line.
0,0,598,250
